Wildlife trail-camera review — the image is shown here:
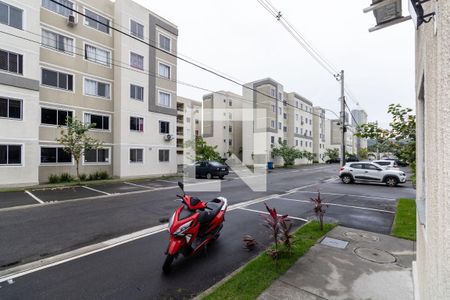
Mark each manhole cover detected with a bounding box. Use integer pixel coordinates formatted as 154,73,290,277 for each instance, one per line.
354,247,397,264
344,231,379,242
321,237,349,249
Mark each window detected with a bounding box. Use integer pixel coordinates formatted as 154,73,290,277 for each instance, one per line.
84,148,109,163
283,113,287,120
229,112,232,120
283,126,287,132
130,20,144,39
159,34,171,52
278,122,282,130
229,100,232,106
159,149,170,162
158,91,171,107
85,113,109,130
0,98,21,119
0,2,22,29
270,120,275,128
295,114,299,121
0,144,21,165
158,62,170,79
0,49,23,74
130,52,144,70
41,107,72,126
130,148,143,163
42,69,73,91
295,101,298,108
309,119,312,125
42,0,73,17
364,164,380,171
270,88,275,97
278,92,282,100
130,84,143,101
85,44,110,66
300,141,303,147
130,116,144,132
85,9,109,34
295,127,299,134
271,104,275,113
159,121,169,134
195,119,199,124
42,29,74,54
229,126,232,133
41,147,71,163
278,107,281,115
84,78,110,99
271,136,275,144
295,140,298,146
229,139,232,146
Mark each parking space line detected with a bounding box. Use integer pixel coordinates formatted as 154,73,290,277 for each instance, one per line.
82,186,111,196
24,190,44,204
237,207,308,222
156,179,178,184
123,182,154,189
292,191,396,201
276,197,395,214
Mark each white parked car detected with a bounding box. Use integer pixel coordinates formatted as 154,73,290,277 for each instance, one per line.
339,162,407,187
372,160,399,169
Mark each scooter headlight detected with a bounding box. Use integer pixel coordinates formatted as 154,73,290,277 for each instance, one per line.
174,221,192,236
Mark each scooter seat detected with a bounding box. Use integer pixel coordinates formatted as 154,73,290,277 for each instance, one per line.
198,200,223,224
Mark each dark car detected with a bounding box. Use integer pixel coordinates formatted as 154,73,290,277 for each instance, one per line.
188,161,229,179
346,156,359,162
326,157,340,164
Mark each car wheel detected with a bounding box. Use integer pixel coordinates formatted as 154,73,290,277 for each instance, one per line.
219,175,224,179
341,175,353,184
385,176,399,187
206,173,212,180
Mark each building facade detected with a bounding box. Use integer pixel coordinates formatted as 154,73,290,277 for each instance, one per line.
313,106,326,162
176,96,201,167
0,0,179,186
351,109,368,152
414,1,450,299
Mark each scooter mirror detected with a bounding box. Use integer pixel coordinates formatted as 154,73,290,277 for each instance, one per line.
178,181,184,191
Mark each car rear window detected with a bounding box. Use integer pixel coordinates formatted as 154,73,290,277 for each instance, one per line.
209,161,222,167
350,163,363,169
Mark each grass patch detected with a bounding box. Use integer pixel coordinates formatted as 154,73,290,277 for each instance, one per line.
202,221,335,300
392,198,416,241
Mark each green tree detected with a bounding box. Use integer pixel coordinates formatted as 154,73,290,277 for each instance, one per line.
185,136,221,161
271,144,303,167
56,118,102,181
357,148,369,160
302,151,316,163
324,148,339,160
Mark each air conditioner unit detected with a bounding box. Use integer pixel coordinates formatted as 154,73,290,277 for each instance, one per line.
164,134,173,141
67,15,76,27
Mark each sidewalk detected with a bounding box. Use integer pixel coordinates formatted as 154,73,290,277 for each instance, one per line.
258,226,415,300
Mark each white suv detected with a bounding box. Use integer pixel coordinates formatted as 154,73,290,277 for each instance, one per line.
339,162,407,187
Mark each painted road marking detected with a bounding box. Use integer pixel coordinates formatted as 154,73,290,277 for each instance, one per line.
156,179,179,184
123,182,154,189
237,207,308,222
276,197,395,214
82,186,111,196
24,190,44,204
292,191,396,201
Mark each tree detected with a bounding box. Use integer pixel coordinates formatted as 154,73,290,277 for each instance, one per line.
357,148,369,160
355,122,390,159
184,136,221,161
324,148,339,161
271,144,303,167
57,118,102,181
302,151,316,163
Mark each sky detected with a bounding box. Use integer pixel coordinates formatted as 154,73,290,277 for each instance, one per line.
135,0,415,128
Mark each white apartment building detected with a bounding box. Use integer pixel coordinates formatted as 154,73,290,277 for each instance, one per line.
351,109,368,152
0,0,40,186
313,106,326,163
176,96,201,167
203,91,243,161
325,118,355,158
0,0,179,186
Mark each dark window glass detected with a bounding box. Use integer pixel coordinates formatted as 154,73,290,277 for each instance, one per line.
0,50,7,71
9,6,22,29
57,110,69,126
18,52,22,74
0,98,7,117
130,117,137,131
41,108,57,125
130,149,143,162
41,147,57,163
42,69,58,87
8,145,21,164
350,164,362,169
0,3,8,25
131,20,144,39
58,148,71,163
365,164,380,170
130,84,135,99
58,72,67,89
160,121,169,134
0,145,6,164
67,74,73,90
98,82,106,97
84,149,96,162
8,99,21,119
8,52,17,73
97,15,109,33
90,114,103,129
159,149,169,162
98,149,108,162
103,116,109,130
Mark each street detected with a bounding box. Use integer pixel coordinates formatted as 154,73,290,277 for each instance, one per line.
0,164,415,299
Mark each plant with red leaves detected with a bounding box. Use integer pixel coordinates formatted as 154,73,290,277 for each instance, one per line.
279,217,294,252
310,191,328,231
262,202,292,259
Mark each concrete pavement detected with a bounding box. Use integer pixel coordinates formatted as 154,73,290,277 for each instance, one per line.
258,226,415,300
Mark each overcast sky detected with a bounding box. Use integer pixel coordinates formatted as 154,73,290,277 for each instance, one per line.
135,0,415,128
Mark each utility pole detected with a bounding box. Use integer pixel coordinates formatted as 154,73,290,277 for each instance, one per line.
339,70,346,167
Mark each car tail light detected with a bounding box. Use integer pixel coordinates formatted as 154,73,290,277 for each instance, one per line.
339,167,344,171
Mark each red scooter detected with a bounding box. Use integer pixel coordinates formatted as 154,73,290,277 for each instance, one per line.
162,182,228,273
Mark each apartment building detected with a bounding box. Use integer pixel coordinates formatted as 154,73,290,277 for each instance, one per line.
351,109,368,152
242,78,285,166
313,106,326,162
203,91,243,161
0,0,179,186
325,118,355,157
285,92,314,164
0,0,40,186
176,96,201,167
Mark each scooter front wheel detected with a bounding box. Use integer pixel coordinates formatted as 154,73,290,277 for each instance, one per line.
162,254,175,274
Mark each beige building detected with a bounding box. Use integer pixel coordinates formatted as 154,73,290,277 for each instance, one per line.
325,118,355,158
176,96,201,167
414,1,450,299
351,109,368,152
0,0,179,186
313,107,326,163
203,91,243,161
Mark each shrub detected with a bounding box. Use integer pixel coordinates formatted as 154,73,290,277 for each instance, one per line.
79,174,87,181
262,202,292,260
88,171,110,181
59,173,74,183
48,174,60,184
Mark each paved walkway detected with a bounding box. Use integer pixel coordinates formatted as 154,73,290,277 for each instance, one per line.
258,226,415,300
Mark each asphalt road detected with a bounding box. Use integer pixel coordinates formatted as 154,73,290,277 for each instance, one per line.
0,164,416,299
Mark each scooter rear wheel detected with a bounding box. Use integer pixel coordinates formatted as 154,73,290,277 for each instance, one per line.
162,254,174,274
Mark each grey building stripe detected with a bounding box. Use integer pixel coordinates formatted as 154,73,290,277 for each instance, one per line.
148,14,178,116
0,73,39,91
251,79,281,134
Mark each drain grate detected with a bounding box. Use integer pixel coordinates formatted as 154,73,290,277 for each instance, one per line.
321,237,349,249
